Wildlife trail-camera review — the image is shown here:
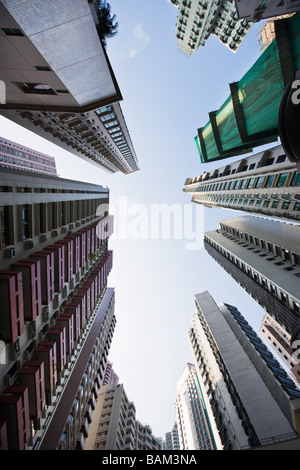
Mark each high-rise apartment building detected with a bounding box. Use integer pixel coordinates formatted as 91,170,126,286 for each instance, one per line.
0,167,116,450
204,216,300,338
183,145,300,222
0,136,57,176
85,383,136,450
166,0,252,56
0,0,139,174
134,421,162,451
175,363,217,450
194,13,300,165
189,291,300,450
260,312,300,388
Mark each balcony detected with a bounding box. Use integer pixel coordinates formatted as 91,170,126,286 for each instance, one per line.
0,270,24,344
0,386,30,450
55,238,73,282
11,259,42,321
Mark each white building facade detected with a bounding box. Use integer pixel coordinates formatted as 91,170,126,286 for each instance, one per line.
183,145,300,222
166,0,252,56
175,363,217,450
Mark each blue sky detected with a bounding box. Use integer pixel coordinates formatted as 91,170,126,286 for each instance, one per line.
0,0,275,439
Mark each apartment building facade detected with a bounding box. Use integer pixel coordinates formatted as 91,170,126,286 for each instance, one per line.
85,383,136,450
166,0,252,56
0,136,57,176
189,291,300,450
0,168,115,450
163,422,180,450
85,382,161,451
0,0,139,174
175,363,217,450
183,145,300,222
134,421,162,451
204,216,300,338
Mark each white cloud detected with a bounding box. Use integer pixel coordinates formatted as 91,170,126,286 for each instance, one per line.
128,48,137,59
111,22,150,61
125,23,150,59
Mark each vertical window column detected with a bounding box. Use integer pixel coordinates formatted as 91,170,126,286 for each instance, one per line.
11,259,42,321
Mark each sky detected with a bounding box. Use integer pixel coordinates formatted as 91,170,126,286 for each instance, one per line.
0,0,278,439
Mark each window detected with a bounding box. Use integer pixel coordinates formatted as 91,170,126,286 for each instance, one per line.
291,172,300,187
282,201,290,210
280,292,288,303
265,175,275,188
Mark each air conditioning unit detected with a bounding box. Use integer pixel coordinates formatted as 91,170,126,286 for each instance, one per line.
53,295,59,309
40,233,47,242
4,246,16,258
29,321,36,339
42,306,49,322
62,286,68,299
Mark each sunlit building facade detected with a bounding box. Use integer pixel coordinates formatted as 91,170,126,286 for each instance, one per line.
189,291,300,450
166,0,252,56
183,145,300,222
0,167,116,450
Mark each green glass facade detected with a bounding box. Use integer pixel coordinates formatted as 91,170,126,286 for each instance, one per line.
195,13,300,164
